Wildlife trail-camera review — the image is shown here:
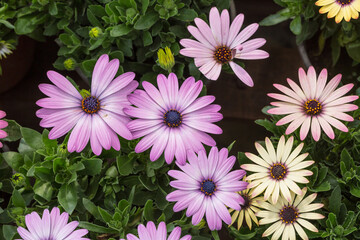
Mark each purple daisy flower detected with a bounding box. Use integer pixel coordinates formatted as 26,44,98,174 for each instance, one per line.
0,110,8,148
180,7,269,86
124,73,223,165
120,221,191,240
17,207,89,240
36,54,138,155
166,147,248,230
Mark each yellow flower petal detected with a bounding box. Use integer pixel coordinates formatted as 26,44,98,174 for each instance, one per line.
327,3,341,18
344,6,352,21
237,210,244,230
230,210,239,226
245,210,252,230
353,0,360,12
316,0,336,6
335,8,345,23
350,5,359,18
319,3,336,14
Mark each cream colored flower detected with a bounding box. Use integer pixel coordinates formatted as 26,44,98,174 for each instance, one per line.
229,182,262,230
241,136,314,204
0,40,14,59
316,0,360,23
257,188,324,240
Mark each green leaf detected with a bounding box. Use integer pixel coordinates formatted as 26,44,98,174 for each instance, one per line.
211,231,220,240
117,155,134,176
82,198,102,220
350,185,360,198
15,17,37,34
49,1,58,15
2,225,17,240
0,20,14,29
327,212,338,228
341,148,353,170
11,189,25,208
310,181,331,192
110,24,132,37
82,59,96,73
78,222,118,233
42,129,57,153
227,141,236,152
134,11,159,30
81,159,102,176
21,127,44,150
2,120,21,142
143,199,154,221
175,8,198,21
98,207,113,222
259,9,290,26
329,185,341,217
290,16,302,35
87,8,102,27
346,41,360,62
34,166,53,182
143,31,153,46
58,182,77,214
141,0,149,14
2,152,23,171
34,181,53,202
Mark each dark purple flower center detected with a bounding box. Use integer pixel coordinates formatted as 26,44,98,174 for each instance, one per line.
304,99,322,116
164,110,182,127
270,163,287,180
81,96,100,114
336,0,353,5
241,193,251,210
201,179,217,196
214,46,232,64
280,206,298,224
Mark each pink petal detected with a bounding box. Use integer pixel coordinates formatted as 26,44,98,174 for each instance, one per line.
187,26,216,50
220,9,230,46
177,77,203,111
230,23,259,49
267,93,301,105
324,95,359,107
180,38,214,50
311,117,321,141
322,115,348,132
174,130,187,165
209,7,222,45
318,115,335,139
307,66,317,99
299,116,311,140
168,227,181,240
298,67,311,99
154,222,167,240
182,95,215,115
99,72,137,99
268,105,303,115
273,83,304,103
285,114,306,135
68,114,91,152
135,127,164,153
229,61,254,87
212,195,232,225
48,112,84,139
192,201,207,225
226,13,244,47
186,192,205,217
17,227,36,240
236,50,269,60
92,59,119,97
157,74,172,109
325,104,358,112
276,112,304,126
36,97,80,109
194,18,218,47
194,57,214,67
138,224,151,240
240,38,266,53
100,110,133,140
47,71,82,99
205,198,218,230
319,74,342,102
128,91,163,113
164,130,176,164
0,110,6,119
180,48,214,58
323,110,354,121
39,84,79,101
287,78,307,101
204,62,222,80
91,54,109,95
141,82,167,109
185,120,222,134
315,68,328,99
150,127,169,161
323,83,354,104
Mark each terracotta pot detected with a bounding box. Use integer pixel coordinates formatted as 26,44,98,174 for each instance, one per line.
0,36,35,93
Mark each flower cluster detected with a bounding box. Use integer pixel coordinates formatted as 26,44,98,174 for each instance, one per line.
1,4,358,240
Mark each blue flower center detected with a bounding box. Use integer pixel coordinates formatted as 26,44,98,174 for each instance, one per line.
201,179,217,196
81,96,100,114
164,110,182,127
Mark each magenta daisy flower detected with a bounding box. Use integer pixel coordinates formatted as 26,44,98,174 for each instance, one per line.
166,147,248,230
17,207,89,240
268,66,359,141
124,73,222,165
36,54,138,155
120,221,191,240
0,110,8,148
180,7,269,86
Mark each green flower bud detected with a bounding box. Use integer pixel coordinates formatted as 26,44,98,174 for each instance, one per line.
89,27,102,39
11,173,25,186
63,58,76,70
157,46,175,72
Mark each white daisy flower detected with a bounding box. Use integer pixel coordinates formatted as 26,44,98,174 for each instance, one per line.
257,187,324,240
241,136,314,204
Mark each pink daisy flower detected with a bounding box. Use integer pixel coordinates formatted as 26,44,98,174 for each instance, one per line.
180,7,269,86
36,54,138,155
268,66,359,141
0,110,8,148
166,147,248,230
120,221,191,240
124,73,222,165
17,207,89,240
